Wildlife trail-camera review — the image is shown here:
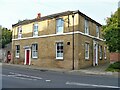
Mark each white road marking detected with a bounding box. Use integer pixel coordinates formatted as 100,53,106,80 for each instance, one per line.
66,82,120,88
46,80,51,82
3,74,37,81
9,72,42,80
3,72,43,81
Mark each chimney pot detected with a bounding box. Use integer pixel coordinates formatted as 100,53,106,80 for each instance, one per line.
37,13,41,19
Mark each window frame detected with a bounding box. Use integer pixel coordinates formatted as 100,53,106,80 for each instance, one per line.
84,19,89,35
96,25,99,38
15,45,20,58
104,47,107,60
31,43,38,59
56,42,63,60
18,26,22,38
33,23,38,37
56,18,64,34
99,45,102,60
85,43,89,60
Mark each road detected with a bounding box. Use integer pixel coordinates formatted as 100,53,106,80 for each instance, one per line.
2,64,120,88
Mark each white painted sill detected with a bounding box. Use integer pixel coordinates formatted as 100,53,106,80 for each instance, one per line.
15,56,19,58
56,57,63,60
32,57,38,59
85,57,89,60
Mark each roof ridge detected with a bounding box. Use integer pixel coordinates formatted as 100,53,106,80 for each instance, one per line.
12,10,102,27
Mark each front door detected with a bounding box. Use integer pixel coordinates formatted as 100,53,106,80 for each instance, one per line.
26,50,30,65
25,49,31,65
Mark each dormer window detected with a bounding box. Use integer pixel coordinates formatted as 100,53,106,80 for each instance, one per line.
56,18,64,34
33,23,38,37
96,25,99,38
84,19,89,35
18,26,22,38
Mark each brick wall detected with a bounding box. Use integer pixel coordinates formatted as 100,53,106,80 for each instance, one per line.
12,12,109,69
110,52,120,63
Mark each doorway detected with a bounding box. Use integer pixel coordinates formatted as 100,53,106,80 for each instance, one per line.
25,49,31,65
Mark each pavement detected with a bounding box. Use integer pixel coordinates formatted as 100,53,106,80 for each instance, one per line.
1,62,119,77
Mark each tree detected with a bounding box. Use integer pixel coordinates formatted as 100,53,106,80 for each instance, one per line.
0,26,12,48
0,25,2,48
102,8,120,52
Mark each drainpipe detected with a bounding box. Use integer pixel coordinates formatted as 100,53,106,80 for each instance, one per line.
71,11,78,70
72,13,75,70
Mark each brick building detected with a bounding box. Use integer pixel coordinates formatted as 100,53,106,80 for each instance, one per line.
12,10,109,70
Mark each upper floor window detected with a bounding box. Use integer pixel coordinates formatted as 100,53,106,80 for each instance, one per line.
96,25,99,38
16,45,20,58
85,43,89,60
18,26,22,38
33,23,38,36
56,18,64,34
84,19,89,35
99,45,102,59
32,44,38,58
56,42,63,59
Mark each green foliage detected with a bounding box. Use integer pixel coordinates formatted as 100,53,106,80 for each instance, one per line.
0,26,2,48
102,8,120,52
0,26,12,48
106,61,120,72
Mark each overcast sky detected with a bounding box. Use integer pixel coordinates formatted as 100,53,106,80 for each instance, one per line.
0,0,119,29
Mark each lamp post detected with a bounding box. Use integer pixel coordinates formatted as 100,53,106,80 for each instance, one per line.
72,13,75,70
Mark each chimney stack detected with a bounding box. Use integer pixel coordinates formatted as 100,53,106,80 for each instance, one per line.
37,13,41,19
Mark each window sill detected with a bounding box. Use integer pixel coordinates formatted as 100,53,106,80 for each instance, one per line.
32,57,38,59
85,57,89,60
33,35,38,37
99,57,102,60
84,33,89,35
56,32,63,34
56,57,63,60
16,56,19,58
104,57,107,60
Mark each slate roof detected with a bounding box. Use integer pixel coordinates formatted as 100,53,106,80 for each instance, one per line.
12,10,102,27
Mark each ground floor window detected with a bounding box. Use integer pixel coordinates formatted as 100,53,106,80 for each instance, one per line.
16,45,20,58
56,42,63,59
32,44,38,58
85,43,89,60
99,45,102,60
104,47,107,59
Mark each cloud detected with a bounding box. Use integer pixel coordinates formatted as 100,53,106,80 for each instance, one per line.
0,0,118,29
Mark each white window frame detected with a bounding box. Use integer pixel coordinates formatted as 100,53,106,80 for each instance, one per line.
104,47,107,59
85,43,89,60
56,18,64,34
16,45,20,58
56,42,63,60
96,25,99,38
99,45,102,59
18,26,22,38
84,19,89,35
33,23,38,37
32,44,38,59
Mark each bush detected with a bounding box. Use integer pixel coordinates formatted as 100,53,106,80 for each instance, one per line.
106,61,120,72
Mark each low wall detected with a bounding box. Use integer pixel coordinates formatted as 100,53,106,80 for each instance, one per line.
110,52,120,63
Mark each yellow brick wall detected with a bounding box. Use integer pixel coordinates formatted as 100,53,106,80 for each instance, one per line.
12,13,109,70
12,34,80,69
